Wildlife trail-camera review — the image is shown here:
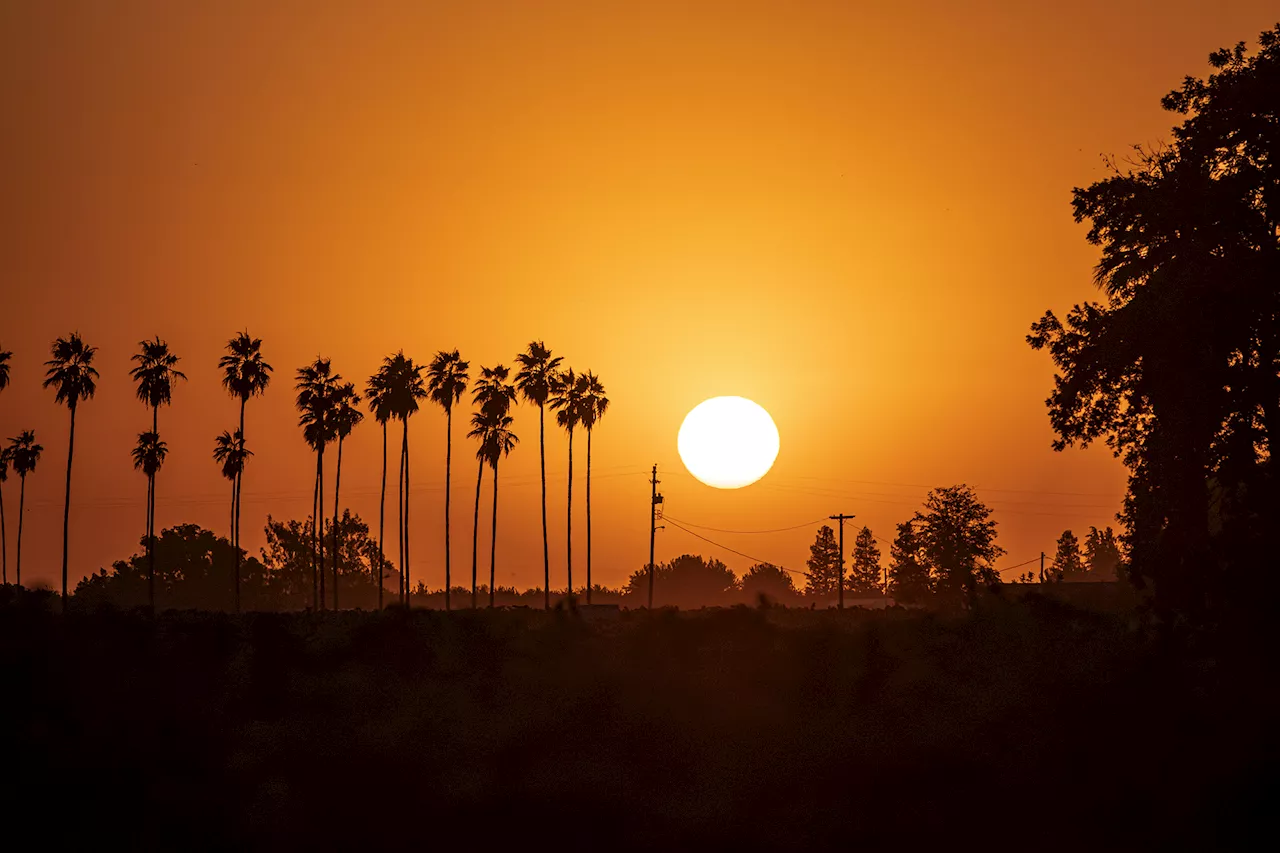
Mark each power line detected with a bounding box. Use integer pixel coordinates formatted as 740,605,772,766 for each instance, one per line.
662,517,804,577
661,514,827,535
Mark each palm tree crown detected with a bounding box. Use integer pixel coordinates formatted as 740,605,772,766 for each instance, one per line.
428,349,471,413
43,333,98,408
131,432,168,478
578,371,609,430
9,431,42,477
0,347,11,392
331,383,364,440
130,337,186,410
213,430,251,482
296,357,341,450
470,410,519,468
219,332,273,402
473,364,516,417
514,342,563,408
550,368,585,432
381,351,428,420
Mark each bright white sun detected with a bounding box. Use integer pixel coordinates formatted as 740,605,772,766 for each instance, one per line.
677,396,780,489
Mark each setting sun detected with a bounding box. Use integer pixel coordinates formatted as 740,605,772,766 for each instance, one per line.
677,396,780,489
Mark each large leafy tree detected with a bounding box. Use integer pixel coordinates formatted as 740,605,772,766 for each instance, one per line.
624,554,738,609
427,349,470,610
43,333,98,608
913,485,1003,606
848,526,883,596
514,341,562,608
804,524,842,598
259,512,389,610
1085,526,1123,580
7,431,41,586
218,333,272,612
1028,26,1280,616
740,562,799,606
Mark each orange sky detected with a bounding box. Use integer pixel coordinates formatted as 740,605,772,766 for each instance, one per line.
2,1,1275,594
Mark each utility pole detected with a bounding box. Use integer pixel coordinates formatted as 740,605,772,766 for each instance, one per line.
1039,551,1045,583
829,513,855,610
648,464,662,608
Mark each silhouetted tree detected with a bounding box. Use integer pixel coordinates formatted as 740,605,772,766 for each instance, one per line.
131,431,168,609
43,333,98,608
1028,26,1280,616
7,431,40,587
849,526,883,596
740,562,799,606
1085,526,1123,581
0,446,8,585
804,525,842,598
366,365,395,609
624,554,738,609
578,371,608,604
329,383,363,610
549,368,584,596
380,353,427,606
514,341,563,609
260,512,389,610
1051,530,1085,581
469,365,516,607
427,349,470,610
888,520,931,603
296,358,339,609
914,485,1003,606
213,430,250,568
219,333,272,612
468,409,518,606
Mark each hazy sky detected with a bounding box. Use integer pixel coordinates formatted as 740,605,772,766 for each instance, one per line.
2,1,1276,593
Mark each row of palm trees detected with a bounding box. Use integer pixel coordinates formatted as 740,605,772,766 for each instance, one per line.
0,335,609,612
0,343,42,585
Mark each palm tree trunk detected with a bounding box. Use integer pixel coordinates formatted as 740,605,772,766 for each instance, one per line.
16,475,26,586
402,420,411,608
150,406,158,613
377,421,387,610
444,406,453,611
318,445,326,610
1,477,7,585
397,423,405,605
586,426,592,605
566,427,574,599
471,457,483,608
332,436,344,611
489,461,499,607
311,455,320,610
539,403,548,608
235,399,246,613
61,403,76,610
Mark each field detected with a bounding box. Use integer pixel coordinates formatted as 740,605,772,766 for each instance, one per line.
2,589,1276,850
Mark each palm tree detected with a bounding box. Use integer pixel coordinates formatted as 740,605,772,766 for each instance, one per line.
515,342,563,608
219,333,272,611
43,333,98,608
130,338,185,610
427,350,470,610
469,365,515,607
8,431,41,587
213,430,251,554
379,353,427,606
578,371,609,604
296,358,339,610
549,368,584,598
468,410,518,607
366,367,395,610
131,431,168,610
329,382,363,610
0,346,10,584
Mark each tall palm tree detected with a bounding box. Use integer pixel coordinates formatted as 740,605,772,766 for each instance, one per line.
379,353,427,606
8,431,41,587
515,341,563,608
131,431,168,610
578,371,609,604
427,350,470,610
43,333,98,608
468,410,517,607
469,365,515,607
366,367,395,610
219,333,272,611
130,338,185,609
549,368,584,598
0,346,10,584
213,430,250,557
296,358,339,610
0,447,10,585
329,382,363,610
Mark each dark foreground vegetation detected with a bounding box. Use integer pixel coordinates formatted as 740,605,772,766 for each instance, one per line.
2,587,1275,851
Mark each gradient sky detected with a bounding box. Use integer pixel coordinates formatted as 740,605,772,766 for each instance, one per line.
2,1,1276,594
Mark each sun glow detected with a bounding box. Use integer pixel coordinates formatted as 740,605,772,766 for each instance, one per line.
677,397,780,489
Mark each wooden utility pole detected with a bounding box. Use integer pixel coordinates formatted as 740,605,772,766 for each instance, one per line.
829,513,855,609
1039,551,1046,583
648,464,661,608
